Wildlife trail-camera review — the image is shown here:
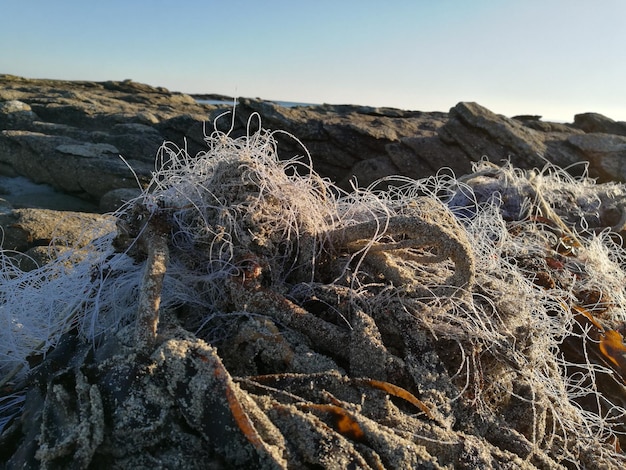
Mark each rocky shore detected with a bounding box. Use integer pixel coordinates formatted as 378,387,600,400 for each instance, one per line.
2,74,626,209
1,75,626,468
2,74,626,266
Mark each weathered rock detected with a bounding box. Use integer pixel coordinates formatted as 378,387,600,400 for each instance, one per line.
0,100,39,130
339,155,400,188
156,113,213,158
441,102,546,165
227,98,470,188
108,122,165,162
567,133,626,181
0,207,115,253
0,75,218,207
396,135,472,177
439,102,612,179
513,115,580,134
442,103,626,185
0,76,205,128
573,112,626,137
0,130,154,200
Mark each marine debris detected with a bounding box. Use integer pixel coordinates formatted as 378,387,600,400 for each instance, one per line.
1,114,626,468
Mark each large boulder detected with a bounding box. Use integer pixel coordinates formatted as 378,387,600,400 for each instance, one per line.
573,112,626,136
439,102,582,171
0,207,115,270
0,130,152,199
438,102,626,183
0,207,114,253
566,133,626,181
0,100,39,130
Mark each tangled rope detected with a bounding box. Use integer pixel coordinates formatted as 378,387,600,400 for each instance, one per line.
1,116,626,468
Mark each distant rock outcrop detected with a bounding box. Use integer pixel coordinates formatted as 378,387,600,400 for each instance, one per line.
573,112,626,136
1,74,626,210
227,98,470,188
439,102,583,170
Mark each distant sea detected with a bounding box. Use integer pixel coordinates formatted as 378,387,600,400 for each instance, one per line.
195,98,315,108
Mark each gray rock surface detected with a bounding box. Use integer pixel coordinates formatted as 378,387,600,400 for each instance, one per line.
3,74,626,210
0,207,114,271
439,102,583,172
0,208,114,253
0,75,212,206
567,133,626,181
228,98,468,188
573,112,626,136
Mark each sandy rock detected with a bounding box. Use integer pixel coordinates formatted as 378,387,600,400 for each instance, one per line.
0,100,39,131
0,207,114,253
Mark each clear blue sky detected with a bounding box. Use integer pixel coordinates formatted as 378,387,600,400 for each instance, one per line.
1,0,625,121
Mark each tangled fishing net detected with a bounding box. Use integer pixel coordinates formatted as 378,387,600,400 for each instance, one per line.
1,113,626,468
